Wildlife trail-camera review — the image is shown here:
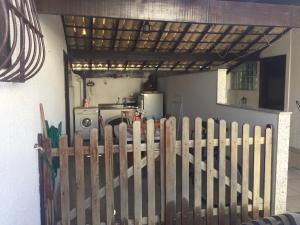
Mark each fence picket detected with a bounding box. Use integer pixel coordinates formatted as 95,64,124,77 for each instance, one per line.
253,126,261,219
50,117,274,225
119,123,129,225
75,132,85,225
242,124,250,222
147,119,156,225
133,121,142,225
160,118,166,225
105,126,114,225
206,118,214,225
218,120,226,225
90,128,100,225
264,128,272,217
59,135,70,225
165,117,177,225
230,122,238,225
181,117,190,224
194,117,202,225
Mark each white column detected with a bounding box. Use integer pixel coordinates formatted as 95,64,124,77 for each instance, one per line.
217,69,227,104
273,112,291,214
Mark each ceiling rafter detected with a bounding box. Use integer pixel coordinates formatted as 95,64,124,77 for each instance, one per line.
157,22,192,70
188,24,212,53
200,25,234,70
170,23,193,52
121,21,144,71
184,24,212,70
152,22,168,52
228,27,291,72
223,26,255,54
171,61,180,70
69,50,243,62
66,35,272,45
217,26,272,69
111,19,119,50
89,17,94,70
142,21,168,71
64,24,273,35
131,21,144,51
242,27,274,53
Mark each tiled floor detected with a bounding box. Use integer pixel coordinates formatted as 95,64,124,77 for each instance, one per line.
287,148,300,213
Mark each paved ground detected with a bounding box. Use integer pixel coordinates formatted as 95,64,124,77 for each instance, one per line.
287,148,300,213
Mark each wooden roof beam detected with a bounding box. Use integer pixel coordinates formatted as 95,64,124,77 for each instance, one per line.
68,49,248,63
111,19,119,50
37,0,300,27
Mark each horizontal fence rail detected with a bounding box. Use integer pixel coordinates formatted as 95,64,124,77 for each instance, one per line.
44,117,273,225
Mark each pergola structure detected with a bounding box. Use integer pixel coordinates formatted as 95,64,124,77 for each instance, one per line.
35,0,300,75
63,16,288,73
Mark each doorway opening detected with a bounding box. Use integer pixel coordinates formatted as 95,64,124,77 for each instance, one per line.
259,55,286,110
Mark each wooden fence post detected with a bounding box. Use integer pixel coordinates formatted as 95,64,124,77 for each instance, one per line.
181,117,190,224
105,125,114,225
133,121,142,225
194,117,202,225
264,128,272,217
147,119,156,225
253,126,261,219
75,131,85,225
90,128,100,225
242,124,250,222
230,122,238,225
59,135,70,225
218,120,226,225
160,118,166,224
119,123,129,225
165,117,177,225
206,118,214,225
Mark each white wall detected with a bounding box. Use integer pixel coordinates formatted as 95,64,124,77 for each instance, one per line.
158,72,280,130
85,77,146,106
69,72,83,143
289,29,300,149
260,29,300,149
0,15,66,225
158,70,291,213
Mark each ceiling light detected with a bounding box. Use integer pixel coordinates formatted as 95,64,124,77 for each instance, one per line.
87,80,95,87
82,28,87,36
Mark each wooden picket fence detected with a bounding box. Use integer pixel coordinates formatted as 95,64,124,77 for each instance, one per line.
47,116,273,225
